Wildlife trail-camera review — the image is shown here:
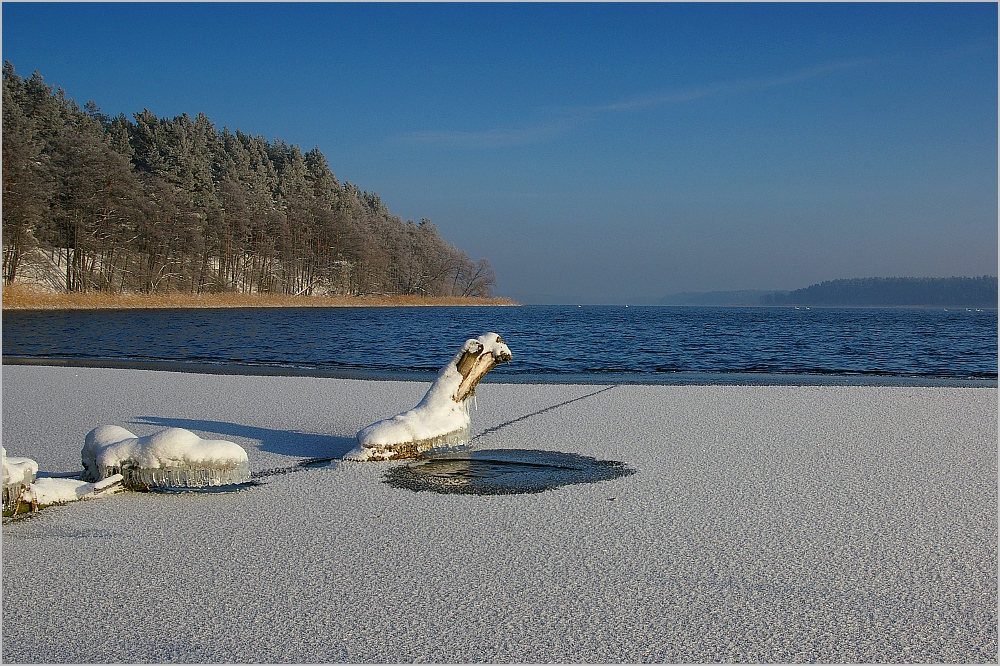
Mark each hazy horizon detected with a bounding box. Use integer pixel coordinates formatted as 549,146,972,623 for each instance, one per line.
3,3,996,305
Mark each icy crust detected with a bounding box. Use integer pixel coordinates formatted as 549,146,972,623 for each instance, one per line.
82,425,251,488
352,424,473,462
2,448,39,510
353,401,472,462
348,333,512,461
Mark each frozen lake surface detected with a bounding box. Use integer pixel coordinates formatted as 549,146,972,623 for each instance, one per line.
2,365,996,662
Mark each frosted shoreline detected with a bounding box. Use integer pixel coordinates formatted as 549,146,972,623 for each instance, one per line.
5,356,996,387
2,365,996,662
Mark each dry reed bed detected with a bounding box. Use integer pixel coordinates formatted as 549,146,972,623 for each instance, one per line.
1,285,517,310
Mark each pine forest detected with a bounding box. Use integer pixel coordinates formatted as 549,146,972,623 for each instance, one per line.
1,63,497,298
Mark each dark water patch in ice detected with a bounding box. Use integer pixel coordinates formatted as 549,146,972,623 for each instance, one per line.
297,457,338,470
147,479,263,494
253,457,339,479
383,449,635,495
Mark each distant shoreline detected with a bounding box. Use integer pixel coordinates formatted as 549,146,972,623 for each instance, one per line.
660,276,998,308
1,285,519,310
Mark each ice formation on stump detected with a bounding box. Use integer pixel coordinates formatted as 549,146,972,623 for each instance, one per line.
82,425,251,488
348,333,513,461
2,448,38,511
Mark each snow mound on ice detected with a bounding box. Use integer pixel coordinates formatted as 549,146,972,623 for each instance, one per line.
349,333,512,461
2,447,38,510
82,425,250,488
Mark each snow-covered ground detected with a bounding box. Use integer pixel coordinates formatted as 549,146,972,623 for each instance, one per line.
2,365,996,663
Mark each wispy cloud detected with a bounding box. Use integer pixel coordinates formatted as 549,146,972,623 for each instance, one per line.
585,58,872,114
395,117,580,149
393,58,872,150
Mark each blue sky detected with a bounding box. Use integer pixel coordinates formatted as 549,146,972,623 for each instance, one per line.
3,2,996,304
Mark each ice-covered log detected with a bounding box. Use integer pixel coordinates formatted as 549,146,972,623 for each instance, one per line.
2,448,38,511
82,425,250,488
348,333,513,461
18,474,125,509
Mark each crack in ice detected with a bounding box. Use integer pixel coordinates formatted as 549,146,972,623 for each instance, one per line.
470,385,618,443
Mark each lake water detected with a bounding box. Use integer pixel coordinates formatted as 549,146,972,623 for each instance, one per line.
2,305,996,385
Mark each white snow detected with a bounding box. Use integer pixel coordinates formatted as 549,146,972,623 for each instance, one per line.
2,447,39,510
2,447,38,488
1,365,996,663
349,333,513,460
19,474,124,506
82,425,250,487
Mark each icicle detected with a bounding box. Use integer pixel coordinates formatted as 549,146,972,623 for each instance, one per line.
111,460,252,488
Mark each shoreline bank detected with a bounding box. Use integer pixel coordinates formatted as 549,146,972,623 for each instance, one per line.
3,356,996,388
1,284,519,310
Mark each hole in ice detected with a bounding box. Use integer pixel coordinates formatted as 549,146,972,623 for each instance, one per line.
253,457,340,479
382,449,635,495
297,457,338,470
147,479,262,495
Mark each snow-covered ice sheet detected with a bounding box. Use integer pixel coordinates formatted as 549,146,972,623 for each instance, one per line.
1,365,996,663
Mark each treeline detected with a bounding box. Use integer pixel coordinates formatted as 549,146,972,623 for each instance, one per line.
1,63,496,297
761,276,997,307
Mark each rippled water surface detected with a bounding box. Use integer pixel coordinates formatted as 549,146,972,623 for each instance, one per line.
3,305,996,382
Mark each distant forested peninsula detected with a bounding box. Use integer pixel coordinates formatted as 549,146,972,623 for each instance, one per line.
761,276,997,307
662,276,997,308
1,63,496,297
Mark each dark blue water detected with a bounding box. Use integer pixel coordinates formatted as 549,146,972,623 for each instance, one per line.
2,306,996,385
